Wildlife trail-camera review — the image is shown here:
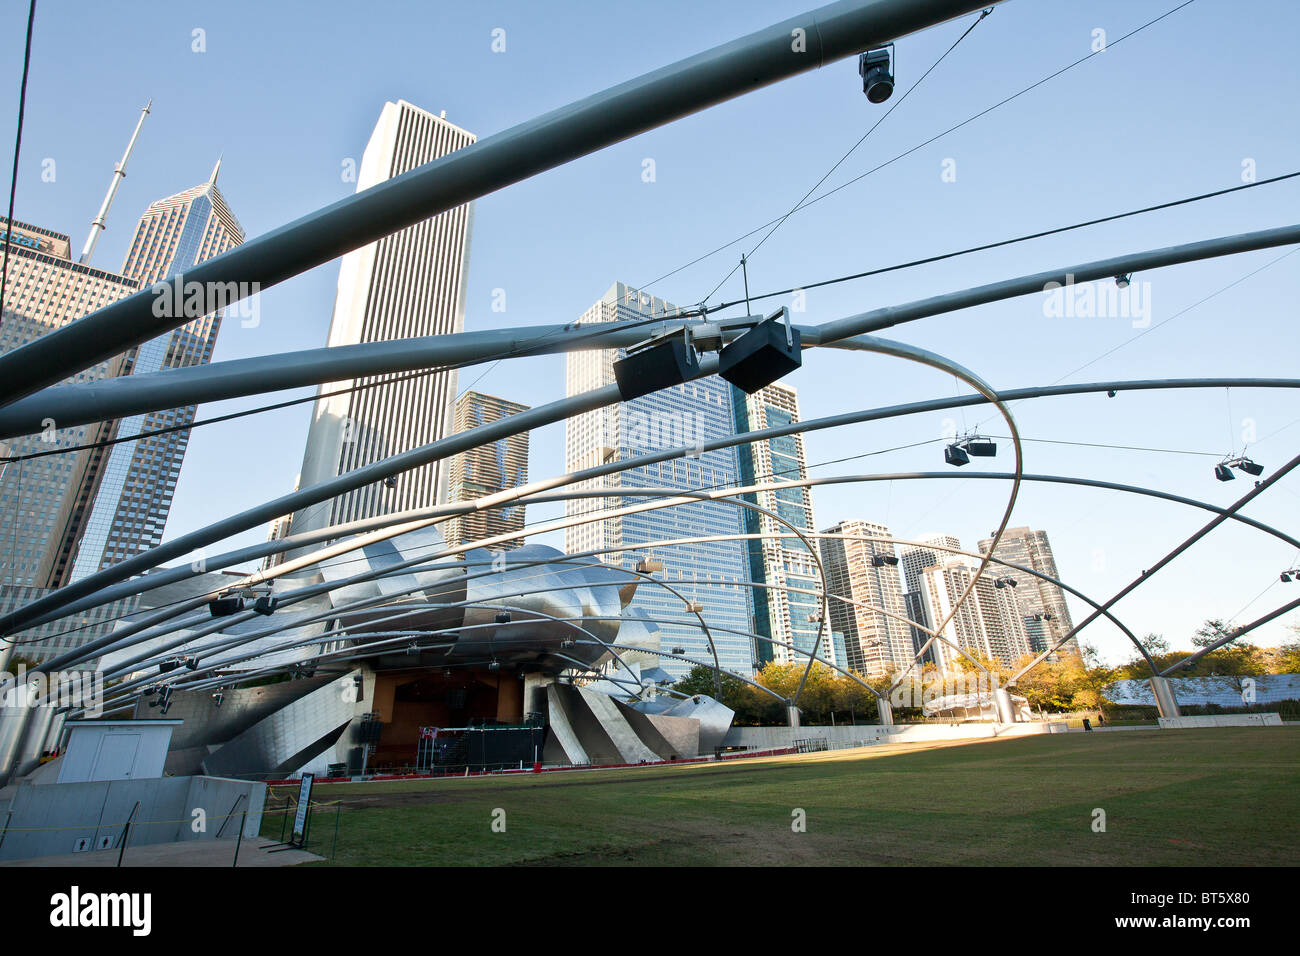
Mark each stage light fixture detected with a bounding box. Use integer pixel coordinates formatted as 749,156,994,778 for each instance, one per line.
1214,463,1235,482
253,595,277,616
1115,274,1131,288
945,444,970,467
858,45,894,103
208,595,245,617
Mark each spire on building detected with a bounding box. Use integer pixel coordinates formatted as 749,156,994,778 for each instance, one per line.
78,98,151,266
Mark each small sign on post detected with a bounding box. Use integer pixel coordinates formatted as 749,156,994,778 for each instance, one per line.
291,773,314,847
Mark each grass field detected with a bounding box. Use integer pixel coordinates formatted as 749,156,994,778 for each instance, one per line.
265,728,1300,866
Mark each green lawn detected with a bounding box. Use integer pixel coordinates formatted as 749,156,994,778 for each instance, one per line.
265,728,1300,866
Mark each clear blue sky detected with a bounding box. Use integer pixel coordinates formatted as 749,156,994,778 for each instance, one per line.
3,0,1297,665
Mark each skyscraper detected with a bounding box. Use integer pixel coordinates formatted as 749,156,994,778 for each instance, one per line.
63,163,244,584
564,282,753,679
977,526,1077,655
899,533,962,665
917,557,1032,669
442,390,529,552
820,520,913,677
291,101,475,540
0,220,138,592
733,382,825,668
0,158,242,660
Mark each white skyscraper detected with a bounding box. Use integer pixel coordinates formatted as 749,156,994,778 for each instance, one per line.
820,520,913,677
918,558,1033,669
292,101,475,538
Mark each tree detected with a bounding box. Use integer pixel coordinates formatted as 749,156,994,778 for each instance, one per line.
1139,632,1169,656
1192,618,1236,649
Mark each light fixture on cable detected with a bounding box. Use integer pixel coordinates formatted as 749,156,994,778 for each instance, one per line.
859,44,894,103
1215,455,1264,481
945,432,998,467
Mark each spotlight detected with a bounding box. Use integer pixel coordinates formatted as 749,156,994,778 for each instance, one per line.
858,45,894,104
1280,571,1292,583
208,595,244,617
1214,463,1236,482
1107,390,1117,398
671,647,686,656
383,475,397,489
613,330,699,400
1115,274,1131,289
184,656,198,671
560,638,576,649
495,611,512,624
253,595,277,616
871,553,899,567
717,307,802,394
488,660,501,672
211,688,224,708
945,443,970,467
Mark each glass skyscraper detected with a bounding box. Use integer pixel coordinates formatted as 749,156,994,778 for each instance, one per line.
732,382,827,669
65,163,244,583
564,282,753,679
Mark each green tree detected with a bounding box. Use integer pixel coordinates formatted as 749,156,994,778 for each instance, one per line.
1192,618,1236,649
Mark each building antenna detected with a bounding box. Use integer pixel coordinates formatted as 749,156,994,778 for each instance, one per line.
78,98,151,266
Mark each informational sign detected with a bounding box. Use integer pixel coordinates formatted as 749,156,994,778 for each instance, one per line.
292,772,314,843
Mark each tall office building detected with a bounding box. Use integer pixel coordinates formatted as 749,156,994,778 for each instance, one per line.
820,520,913,677
0,220,138,591
0,159,241,658
63,163,245,583
442,390,529,551
733,382,825,668
291,101,475,540
564,282,753,679
899,533,963,664
917,557,1032,669
977,526,1076,655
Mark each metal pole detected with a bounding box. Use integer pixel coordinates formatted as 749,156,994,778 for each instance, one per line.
0,0,998,406
232,809,247,867
16,375,1298,636
9,222,1299,438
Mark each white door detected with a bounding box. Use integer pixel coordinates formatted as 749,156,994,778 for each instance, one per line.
92,733,141,780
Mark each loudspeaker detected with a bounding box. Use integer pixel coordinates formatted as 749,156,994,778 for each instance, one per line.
613,337,699,400
718,315,801,394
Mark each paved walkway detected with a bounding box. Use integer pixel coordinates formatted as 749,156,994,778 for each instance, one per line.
0,838,323,867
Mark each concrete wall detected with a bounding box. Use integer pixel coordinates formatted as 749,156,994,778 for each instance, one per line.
1158,713,1283,728
0,775,265,862
722,721,1071,750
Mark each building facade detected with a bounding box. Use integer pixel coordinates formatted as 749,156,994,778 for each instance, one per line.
820,520,913,678
292,101,475,540
564,282,753,679
442,390,530,552
918,557,1033,669
0,219,138,592
732,382,826,669
63,164,244,584
977,526,1077,655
